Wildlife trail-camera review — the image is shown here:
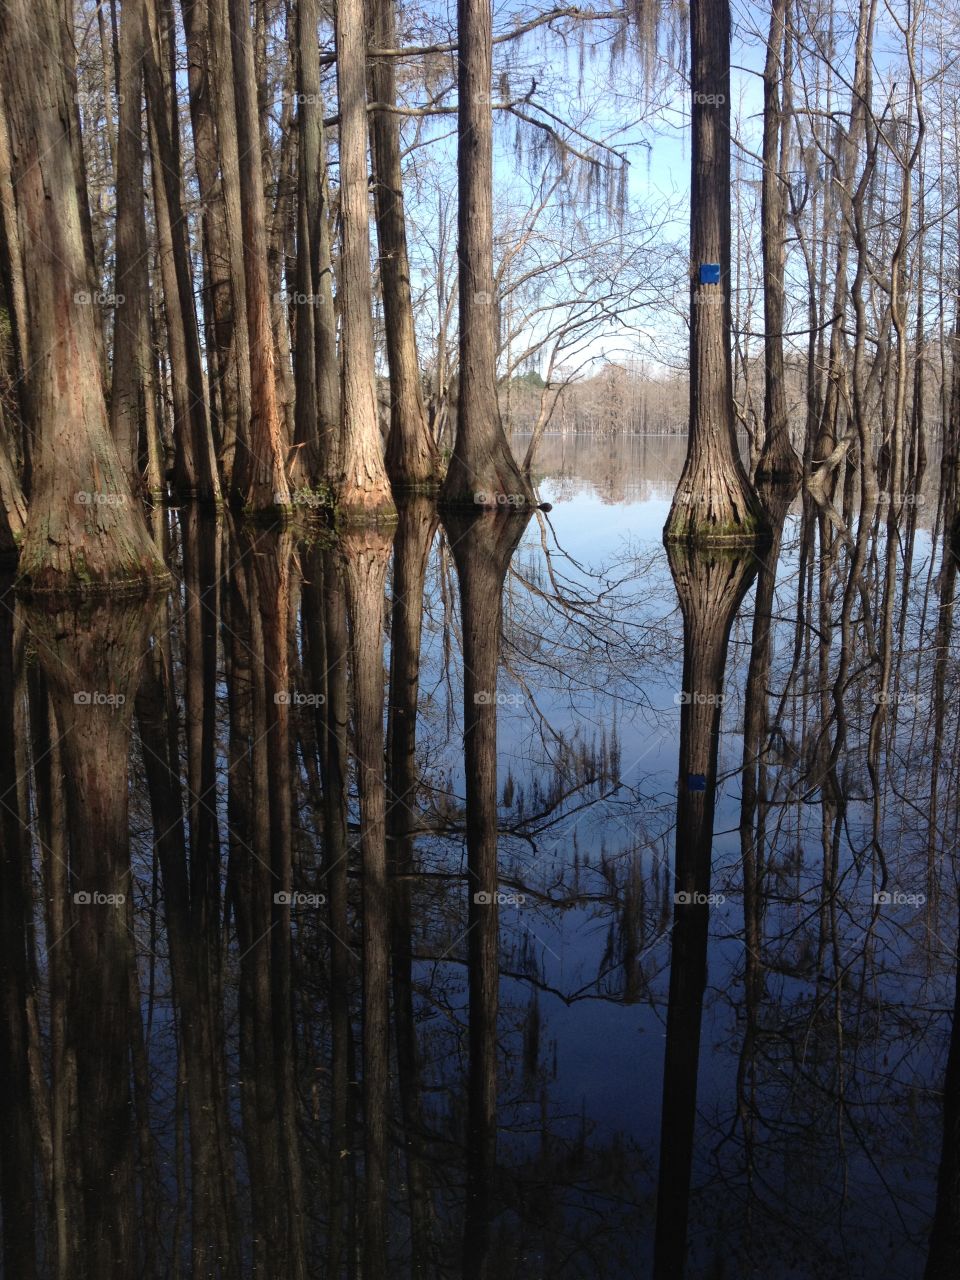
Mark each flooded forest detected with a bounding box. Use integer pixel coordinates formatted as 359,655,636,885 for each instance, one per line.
0,0,959,1275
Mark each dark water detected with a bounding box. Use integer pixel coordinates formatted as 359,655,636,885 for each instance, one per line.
1,432,955,1277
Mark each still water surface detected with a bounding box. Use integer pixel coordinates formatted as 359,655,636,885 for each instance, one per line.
1,432,953,1277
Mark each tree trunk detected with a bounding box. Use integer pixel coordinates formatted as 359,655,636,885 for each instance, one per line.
228,0,291,509
756,0,802,483
663,0,767,544
110,0,149,487
335,0,395,517
368,0,441,491
0,0,168,592
181,0,251,491
0,99,32,486
289,2,339,491
143,0,221,503
440,0,533,509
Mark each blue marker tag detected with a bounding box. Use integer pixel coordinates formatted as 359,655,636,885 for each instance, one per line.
699,264,721,285
687,773,707,791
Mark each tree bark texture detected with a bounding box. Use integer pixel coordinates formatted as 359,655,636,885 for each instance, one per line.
439,0,533,509
663,0,768,544
335,0,394,517
0,0,167,592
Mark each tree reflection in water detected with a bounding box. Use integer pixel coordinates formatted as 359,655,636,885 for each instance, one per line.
0,451,958,1277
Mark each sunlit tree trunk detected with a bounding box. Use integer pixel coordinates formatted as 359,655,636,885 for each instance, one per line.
181,0,250,490
109,0,150,485
756,0,801,483
663,0,767,544
368,0,441,491
335,0,394,517
0,0,167,591
441,0,533,509
0,99,30,447
228,0,290,509
289,0,339,491
144,0,220,502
